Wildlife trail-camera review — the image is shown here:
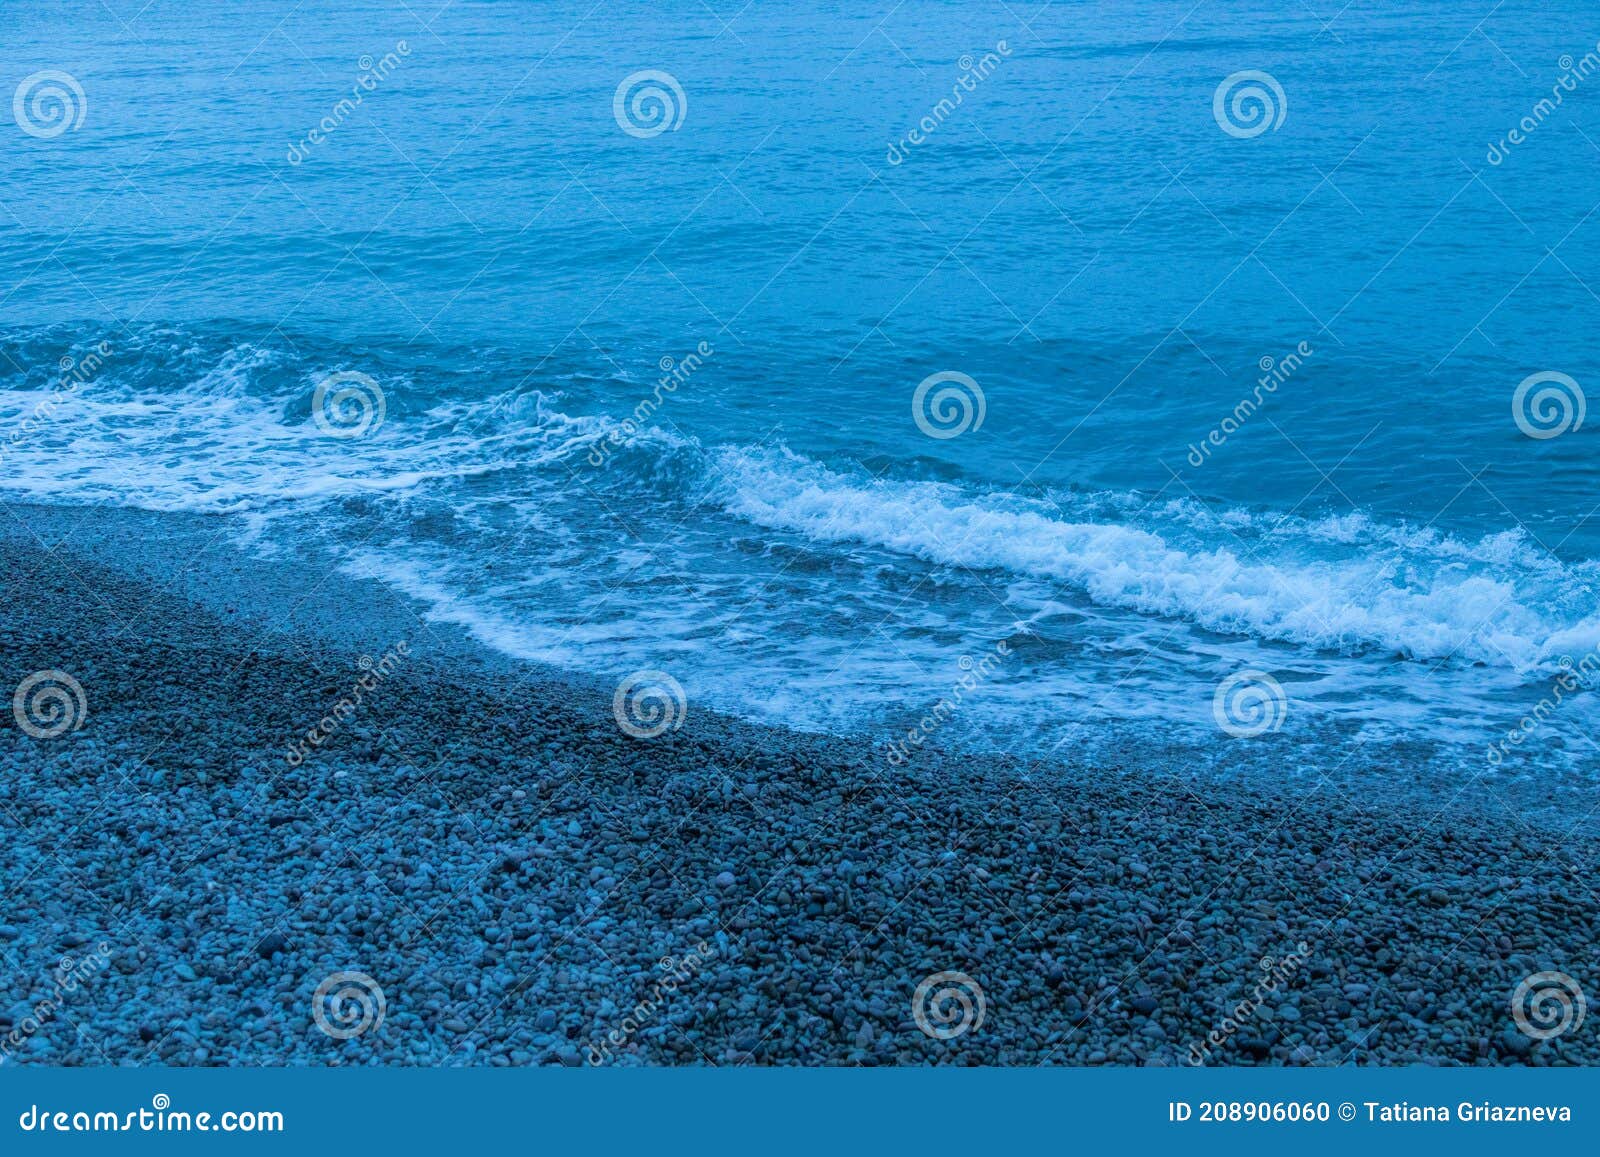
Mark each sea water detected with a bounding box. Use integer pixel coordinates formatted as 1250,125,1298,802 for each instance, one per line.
3,0,1597,778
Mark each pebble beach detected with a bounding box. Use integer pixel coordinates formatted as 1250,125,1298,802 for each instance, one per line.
2,504,1596,1067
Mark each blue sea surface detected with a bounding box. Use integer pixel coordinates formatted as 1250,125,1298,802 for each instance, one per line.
3,1,1598,774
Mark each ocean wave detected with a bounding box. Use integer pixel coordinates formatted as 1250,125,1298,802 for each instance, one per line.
709,446,1598,672
0,324,614,513
5,324,1597,681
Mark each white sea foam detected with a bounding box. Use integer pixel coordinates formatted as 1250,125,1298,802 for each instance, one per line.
0,381,603,513
3,359,1596,685
709,446,1595,672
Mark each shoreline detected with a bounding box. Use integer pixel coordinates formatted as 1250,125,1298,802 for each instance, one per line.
1,501,1596,1065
